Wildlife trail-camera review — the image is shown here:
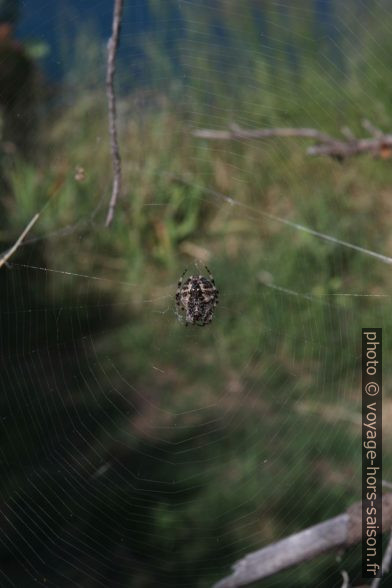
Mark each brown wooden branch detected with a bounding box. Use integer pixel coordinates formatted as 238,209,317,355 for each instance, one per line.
193,126,333,143
192,124,392,160
0,213,40,269
213,493,392,588
105,0,124,228
307,136,392,158
371,530,392,588
362,118,383,139
340,570,350,588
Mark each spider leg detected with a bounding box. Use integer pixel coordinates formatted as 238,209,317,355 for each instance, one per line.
204,265,216,285
176,269,188,306
178,268,188,285
204,265,213,278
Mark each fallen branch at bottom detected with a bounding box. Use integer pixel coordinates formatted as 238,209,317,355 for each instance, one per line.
213,493,392,588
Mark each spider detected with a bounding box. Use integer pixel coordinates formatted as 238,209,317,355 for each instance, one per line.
175,266,219,326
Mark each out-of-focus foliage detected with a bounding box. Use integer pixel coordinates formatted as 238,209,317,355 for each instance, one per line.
1,1,392,587
0,0,21,24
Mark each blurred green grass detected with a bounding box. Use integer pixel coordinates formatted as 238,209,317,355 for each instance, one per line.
1,2,392,586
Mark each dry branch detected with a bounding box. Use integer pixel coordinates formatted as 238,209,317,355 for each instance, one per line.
192,124,392,160
213,493,392,588
307,136,392,158
362,118,383,139
0,213,40,269
340,570,350,588
105,0,124,227
193,126,333,143
371,530,392,588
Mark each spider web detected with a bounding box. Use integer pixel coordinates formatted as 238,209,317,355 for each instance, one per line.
1,1,392,587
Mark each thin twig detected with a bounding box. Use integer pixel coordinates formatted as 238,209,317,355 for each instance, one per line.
371,531,392,588
193,126,333,143
193,123,392,160
105,0,124,227
362,118,383,139
340,126,356,141
306,136,392,158
0,213,40,269
340,570,350,588
213,493,392,588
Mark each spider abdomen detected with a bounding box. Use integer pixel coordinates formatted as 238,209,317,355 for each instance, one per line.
176,268,219,326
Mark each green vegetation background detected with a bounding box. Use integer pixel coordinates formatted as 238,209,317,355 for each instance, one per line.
1,1,391,586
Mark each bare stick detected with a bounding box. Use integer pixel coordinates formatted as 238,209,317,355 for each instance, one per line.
371,531,392,588
105,0,124,227
340,570,350,588
193,126,333,143
193,124,392,160
306,136,392,158
0,213,40,269
362,118,383,139
340,126,356,141
213,493,392,588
